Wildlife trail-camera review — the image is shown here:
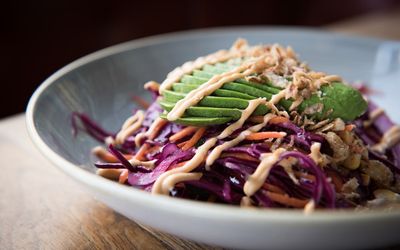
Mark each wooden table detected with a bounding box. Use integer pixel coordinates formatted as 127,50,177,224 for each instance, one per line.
1,9,400,249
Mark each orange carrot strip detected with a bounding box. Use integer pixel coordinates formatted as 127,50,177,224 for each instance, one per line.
327,170,343,192
262,183,285,194
118,169,129,184
294,171,316,182
221,152,260,162
95,150,133,163
131,95,150,109
169,126,198,142
345,124,355,131
135,143,150,161
148,119,168,140
177,141,187,148
269,116,289,124
245,131,286,140
181,127,206,151
266,191,308,208
147,145,161,154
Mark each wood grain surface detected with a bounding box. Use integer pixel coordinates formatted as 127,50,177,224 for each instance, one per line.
1,10,400,249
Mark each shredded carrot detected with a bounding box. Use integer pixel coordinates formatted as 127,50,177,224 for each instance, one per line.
221,152,260,162
262,183,285,194
177,141,187,148
148,119,168,140
345,124,355,131
181,127,206,151
147,145,161,154
135,143,150,161
269,116,289,124
169,126,198,143
294,171,316,182
131,95,150,109
266,191,308,208
245,131,286,140
95,149,133,163
327,170,343,192
119,169,129,184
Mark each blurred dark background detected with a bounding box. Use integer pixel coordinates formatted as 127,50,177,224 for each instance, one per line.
2,0,400,118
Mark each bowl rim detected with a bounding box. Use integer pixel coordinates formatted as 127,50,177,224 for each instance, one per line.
26,26,400,223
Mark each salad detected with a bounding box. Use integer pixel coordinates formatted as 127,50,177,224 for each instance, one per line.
73,39,400,211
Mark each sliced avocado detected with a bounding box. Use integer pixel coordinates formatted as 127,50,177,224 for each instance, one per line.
181,75,275,99
202,64,281,94
162,90,270,115
160,62,367,125
159,101,242,119
172,83,255,99
159,114,233,126
299,82,368,121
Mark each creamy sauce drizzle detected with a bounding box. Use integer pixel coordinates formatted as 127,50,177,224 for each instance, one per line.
218,98,266,139
206,113,275,168
159,39,249,94
162,173,203,193
280,157,299,185
128,158,157,169
240,196,253,207
372,125,400,153
303,199,315,214
167,59,267,121
115,110,145,144
364,108,384,127
309,142,323,166
152,138,218,195
243,148,286,196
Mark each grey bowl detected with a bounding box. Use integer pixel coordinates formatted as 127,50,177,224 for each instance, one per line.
26,27,400,249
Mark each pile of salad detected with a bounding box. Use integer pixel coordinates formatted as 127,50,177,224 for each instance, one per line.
73,39,400,211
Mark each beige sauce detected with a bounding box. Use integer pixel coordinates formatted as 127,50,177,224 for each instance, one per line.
151,138,218,195
206,132,250,170
372,125,400,153
162,173,203,194
134,132,146,147
303,199,315,214
218,98,267,139
309,142,323,166
364,108,384,127
280,157,299,185
159,39,249,94
167,61,261,121
115,110,145,144
243,148,286,196
240,196,253,207
206,113,276,168
128,158,157,169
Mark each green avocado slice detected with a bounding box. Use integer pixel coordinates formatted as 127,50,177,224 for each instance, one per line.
159,114,233,126
162,90,270,115
160,62,367,125
172,83,255,99
159,101,242,119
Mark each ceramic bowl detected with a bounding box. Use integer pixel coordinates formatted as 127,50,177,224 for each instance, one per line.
27,27,400,249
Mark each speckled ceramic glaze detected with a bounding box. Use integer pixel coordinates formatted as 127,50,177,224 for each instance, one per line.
27,27,400,249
